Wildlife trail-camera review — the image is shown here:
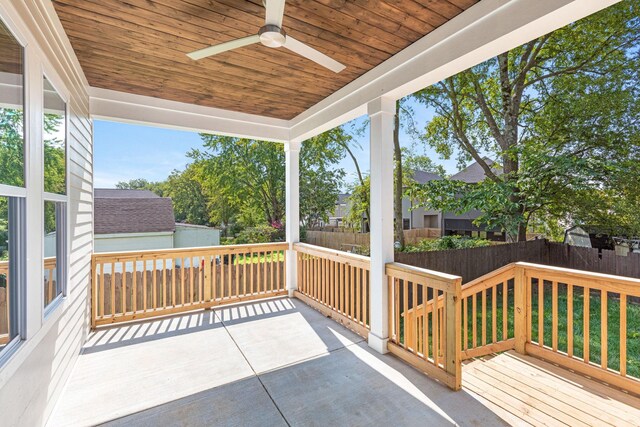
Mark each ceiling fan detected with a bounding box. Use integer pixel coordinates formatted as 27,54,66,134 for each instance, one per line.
186,0,346,73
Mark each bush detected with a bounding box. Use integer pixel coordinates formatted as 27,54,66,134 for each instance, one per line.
234,224,284,244
401,235,492,252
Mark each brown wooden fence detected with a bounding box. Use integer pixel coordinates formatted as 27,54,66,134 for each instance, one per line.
305,228,440,251
395,239,640,282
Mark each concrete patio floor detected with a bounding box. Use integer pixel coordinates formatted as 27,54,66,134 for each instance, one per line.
48,297,507,427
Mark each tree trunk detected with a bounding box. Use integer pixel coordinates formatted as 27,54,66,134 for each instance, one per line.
393,101,405,248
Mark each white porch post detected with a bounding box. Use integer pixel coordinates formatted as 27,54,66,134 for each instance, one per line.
367,96,396,354
285,140,301,297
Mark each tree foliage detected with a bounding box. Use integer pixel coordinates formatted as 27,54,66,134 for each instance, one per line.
412,1,640,241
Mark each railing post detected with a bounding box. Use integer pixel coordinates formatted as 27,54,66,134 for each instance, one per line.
514,264,527,354
91,256,96,330
285,140,301,298
367,97,396,354
445,278,462,390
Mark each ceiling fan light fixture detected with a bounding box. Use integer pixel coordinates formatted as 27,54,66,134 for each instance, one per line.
258,25,286,48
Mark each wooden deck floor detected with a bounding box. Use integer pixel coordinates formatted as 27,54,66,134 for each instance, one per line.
463,351,640,426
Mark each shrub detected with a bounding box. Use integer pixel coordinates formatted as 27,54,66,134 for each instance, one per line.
401,235,492,252
235,224,284,244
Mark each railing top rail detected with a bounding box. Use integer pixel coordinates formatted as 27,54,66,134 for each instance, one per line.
516,261,640,289
92,242,289,262
386,262,462,293
462,263,516,289
293,242,370,270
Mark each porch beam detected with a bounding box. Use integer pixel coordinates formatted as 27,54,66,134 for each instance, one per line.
289,0,620,142
367,96,395,354
89,87,290,142
285,140,301,296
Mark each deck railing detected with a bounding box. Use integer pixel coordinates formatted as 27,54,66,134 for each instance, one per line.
462,262,640,395
294,243,370,338
91,243,288,327
386,262,463,390
0,258,57,343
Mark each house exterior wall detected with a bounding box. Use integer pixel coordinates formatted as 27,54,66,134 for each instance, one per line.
94,232,174,253
0,2,93,426
174,225,220,248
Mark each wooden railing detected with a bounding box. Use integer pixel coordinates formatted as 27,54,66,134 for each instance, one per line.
386,262,463,390
460,264,516,360
91,243,288,327
462,262,640,395
0,258,57,344
294,243,370,338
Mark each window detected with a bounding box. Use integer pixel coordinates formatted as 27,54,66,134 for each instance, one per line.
43,75,67,310
0,20,26,352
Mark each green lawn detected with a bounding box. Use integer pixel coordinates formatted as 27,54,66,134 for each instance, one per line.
225,251,285,265
399,284,640,378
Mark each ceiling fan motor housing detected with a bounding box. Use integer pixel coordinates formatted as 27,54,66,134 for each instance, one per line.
259,25,286,48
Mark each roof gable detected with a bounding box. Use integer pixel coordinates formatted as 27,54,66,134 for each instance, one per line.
95,197,175,234
451,159,503,183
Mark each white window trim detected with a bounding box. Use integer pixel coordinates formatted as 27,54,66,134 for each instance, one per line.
41,70,70,319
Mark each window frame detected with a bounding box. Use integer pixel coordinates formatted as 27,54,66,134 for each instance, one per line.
41,70,70,318
0,15,28,363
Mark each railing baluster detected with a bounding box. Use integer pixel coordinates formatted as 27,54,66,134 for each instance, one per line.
350,266,355,320
584,286,590,363
482,289,487,346
181,257,185,305
403,279,408,350
502,281,508,341
99,263,105,318
171,258,176,306
472,293,477,349
463,296,468,351
111,262,115,317
492,285,497,344
538,280,544,347
567,283,573,358
423,284,428,357
356,267,362,324
121,261,126,314
601,290,607,370
620,293,627,377
433,289,439,365
552,281,558,352
412,280,418,351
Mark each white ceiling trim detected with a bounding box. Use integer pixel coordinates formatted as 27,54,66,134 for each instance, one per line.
89,87,290,142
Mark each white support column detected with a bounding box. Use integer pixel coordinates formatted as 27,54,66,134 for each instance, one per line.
367,96,396,354
285,140,301,297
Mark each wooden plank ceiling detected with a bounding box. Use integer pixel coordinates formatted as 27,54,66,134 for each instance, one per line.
52,0,478,120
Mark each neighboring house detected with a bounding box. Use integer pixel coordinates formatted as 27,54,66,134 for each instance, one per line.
326,162,505,240
326,193,351,227
439,159,506,240
93,189,220,252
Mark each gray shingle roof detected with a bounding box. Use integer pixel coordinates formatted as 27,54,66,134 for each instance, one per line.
94,197,175,234
451,158,503,183
411,170,442,184
95,189,160,199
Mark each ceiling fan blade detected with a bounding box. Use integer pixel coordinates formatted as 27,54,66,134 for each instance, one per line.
283,36,346,73
264,0,286,27
187,35,260,60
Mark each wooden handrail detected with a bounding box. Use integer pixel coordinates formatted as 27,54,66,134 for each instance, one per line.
93,242,289,263
293,242,370,270
386,262,460,293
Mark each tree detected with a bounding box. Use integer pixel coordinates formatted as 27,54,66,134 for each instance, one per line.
162,164,210,225
194,129,346,232
115,178,153,190
299,129,346,227
412,1,640,241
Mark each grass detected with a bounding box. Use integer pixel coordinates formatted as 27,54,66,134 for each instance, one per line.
221,251,285,265
398,283,640,378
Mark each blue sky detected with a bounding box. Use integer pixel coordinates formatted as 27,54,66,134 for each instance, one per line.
94,99,461,189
